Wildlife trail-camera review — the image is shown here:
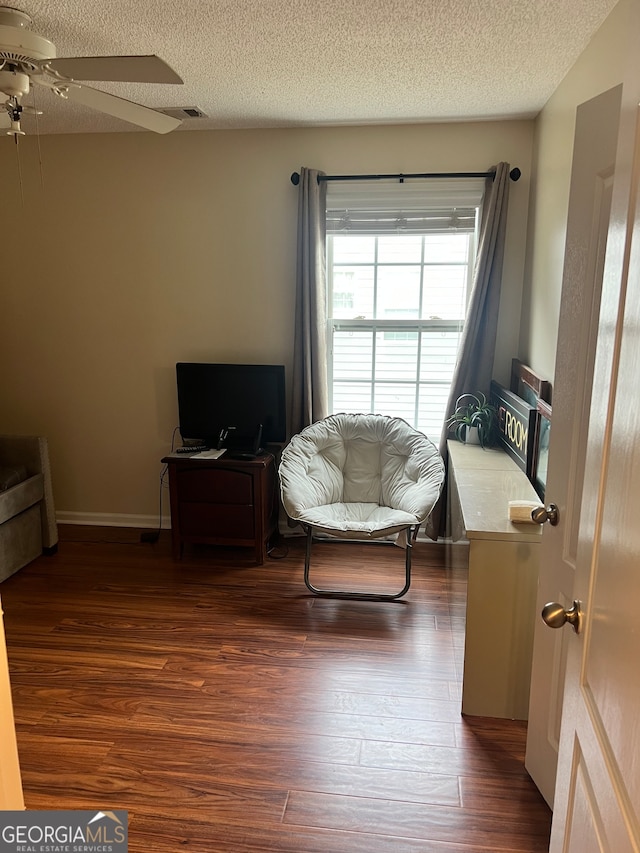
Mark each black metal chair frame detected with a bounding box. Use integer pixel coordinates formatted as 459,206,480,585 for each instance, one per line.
302,522,418,601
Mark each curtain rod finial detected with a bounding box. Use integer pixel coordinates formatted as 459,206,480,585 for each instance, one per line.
291,171,300,186
509,167,521,182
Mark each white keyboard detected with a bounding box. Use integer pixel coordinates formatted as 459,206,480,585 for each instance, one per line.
191,449,226,459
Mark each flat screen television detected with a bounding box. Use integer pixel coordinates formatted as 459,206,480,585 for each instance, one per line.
176,362,286,451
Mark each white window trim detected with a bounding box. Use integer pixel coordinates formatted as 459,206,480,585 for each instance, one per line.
325,178,482,434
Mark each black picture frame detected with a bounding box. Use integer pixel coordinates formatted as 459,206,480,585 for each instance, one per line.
510,358,552,406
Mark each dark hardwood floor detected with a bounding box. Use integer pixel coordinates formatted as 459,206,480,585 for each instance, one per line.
1,528,551,852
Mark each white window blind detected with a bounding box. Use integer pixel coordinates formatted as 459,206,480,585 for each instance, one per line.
326,178,483,438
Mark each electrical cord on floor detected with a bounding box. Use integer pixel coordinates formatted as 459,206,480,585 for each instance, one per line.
267,539,289,559
140,431,179,544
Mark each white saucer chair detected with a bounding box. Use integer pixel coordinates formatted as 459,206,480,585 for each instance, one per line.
279,413,445,600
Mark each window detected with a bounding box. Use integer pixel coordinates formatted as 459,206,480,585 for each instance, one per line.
326,179,483,437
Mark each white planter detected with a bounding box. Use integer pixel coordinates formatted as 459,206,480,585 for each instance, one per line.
463,425,481,445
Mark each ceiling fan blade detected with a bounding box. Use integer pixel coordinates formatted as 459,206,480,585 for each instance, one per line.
63,83,181,133
44,55,183,84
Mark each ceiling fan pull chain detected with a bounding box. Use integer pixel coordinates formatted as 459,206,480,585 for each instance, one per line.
13,133,24,208
32,86,45,192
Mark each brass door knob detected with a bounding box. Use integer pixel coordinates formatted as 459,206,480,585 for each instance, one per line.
531,503,559,525
541,600,582,634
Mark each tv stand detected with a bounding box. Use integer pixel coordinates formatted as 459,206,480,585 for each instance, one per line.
162,452,278,565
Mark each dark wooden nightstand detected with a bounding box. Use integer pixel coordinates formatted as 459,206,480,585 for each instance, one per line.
162,452,278,565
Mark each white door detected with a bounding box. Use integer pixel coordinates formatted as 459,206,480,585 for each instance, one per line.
525,85,621,808
548,98,640,850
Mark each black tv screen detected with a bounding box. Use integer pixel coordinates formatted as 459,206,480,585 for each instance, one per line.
176,362,286,448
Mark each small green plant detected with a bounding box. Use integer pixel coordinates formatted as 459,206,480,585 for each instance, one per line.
447,392,497,448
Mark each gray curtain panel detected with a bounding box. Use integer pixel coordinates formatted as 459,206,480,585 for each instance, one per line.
291,167,329,437
426,162,512,540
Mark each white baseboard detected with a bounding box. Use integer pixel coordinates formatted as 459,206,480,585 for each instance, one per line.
56,511,172,530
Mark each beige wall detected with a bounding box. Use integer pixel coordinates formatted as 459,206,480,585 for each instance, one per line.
521,0,634,383
0,121,532,524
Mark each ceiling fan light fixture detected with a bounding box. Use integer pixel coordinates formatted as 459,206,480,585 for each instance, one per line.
0,66,28,97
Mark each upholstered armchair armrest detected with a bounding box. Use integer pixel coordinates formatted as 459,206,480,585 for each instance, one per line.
0,474,44,526
0,436,58,549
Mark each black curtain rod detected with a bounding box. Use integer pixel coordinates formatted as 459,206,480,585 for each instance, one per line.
290,167,521,185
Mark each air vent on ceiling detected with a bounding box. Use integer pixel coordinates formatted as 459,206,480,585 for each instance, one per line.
159,106,208,120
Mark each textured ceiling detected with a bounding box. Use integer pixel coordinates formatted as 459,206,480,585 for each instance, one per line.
0,0,620,134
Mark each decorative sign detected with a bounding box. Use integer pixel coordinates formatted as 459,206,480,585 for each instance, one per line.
490,380,538,475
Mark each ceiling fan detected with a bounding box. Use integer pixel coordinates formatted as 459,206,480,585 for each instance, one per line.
0,5,184,136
